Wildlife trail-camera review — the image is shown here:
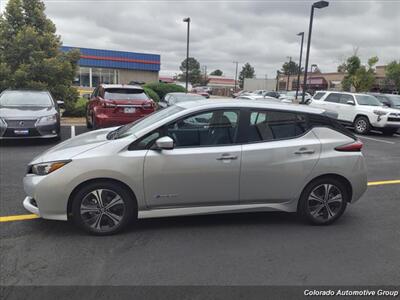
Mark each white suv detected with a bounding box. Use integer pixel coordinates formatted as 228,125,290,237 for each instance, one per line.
310,91,400,135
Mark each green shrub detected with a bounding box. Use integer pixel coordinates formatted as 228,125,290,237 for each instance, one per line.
63,97,87,117
143,87,160,102
143,82,186,99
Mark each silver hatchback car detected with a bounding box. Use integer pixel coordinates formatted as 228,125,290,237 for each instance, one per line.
23,100,368,235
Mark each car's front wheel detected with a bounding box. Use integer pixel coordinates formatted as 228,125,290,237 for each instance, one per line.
71,181,137,235
354,116,371,135
298,177,348,225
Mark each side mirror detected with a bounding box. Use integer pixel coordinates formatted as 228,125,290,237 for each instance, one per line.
57,100,64,107
155,136,174,150
382,102,390,107
346,100,355,105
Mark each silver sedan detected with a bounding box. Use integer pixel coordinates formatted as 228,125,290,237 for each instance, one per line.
23,99,368,235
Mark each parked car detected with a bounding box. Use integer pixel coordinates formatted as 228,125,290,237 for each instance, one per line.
236,95,279,102
86,84,156,129
309,91,400,135
280,91,312,102
262,91,281,99
191,90,210,99
158,92,206,108
23,99,367,235
232,90,249,98
368,93,400,110
0,90,61,139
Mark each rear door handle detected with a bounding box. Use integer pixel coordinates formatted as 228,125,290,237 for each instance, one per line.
294,148,315,155
216,154,238,160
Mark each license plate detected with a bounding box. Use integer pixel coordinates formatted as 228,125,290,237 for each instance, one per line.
124,107,136,113
14,129,29,135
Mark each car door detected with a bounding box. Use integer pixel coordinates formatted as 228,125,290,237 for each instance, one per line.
321,92,342,117
338,94,357,123
143,109,242,208
240,110,321,203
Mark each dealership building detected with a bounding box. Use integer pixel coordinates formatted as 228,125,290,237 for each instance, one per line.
61,46,160,91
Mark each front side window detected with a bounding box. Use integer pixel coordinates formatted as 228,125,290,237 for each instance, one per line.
248,110,308,142
165,110,240,147
313,92,326,100
324,93,341,103
339,94,354,104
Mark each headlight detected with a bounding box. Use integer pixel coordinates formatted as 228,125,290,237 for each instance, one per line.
30,160,71,176
36,114,57,125
373,110,388,116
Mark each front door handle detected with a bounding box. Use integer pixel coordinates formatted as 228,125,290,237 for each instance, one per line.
294,148,315,155
216,154,238,160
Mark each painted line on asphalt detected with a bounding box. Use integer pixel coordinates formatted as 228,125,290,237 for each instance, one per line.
367,180,400,186
0,214,39,222
71,125,75,138
1,180,399,223
356,135,396,145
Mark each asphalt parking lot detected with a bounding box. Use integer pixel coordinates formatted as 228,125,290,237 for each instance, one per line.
0,125,399,287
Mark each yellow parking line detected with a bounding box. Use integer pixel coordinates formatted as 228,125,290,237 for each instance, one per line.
0,214,39,222
0,179,399,223
367,180,400,186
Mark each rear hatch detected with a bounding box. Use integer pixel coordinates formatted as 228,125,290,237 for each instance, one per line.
103,87,154,114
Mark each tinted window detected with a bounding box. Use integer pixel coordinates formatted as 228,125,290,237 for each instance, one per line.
248,110,308,142
386,95,400,107
0,91,53,107
104,88,148,100
165,110,239,147
313,92,326,100
339,94,354,104
324,93,341,103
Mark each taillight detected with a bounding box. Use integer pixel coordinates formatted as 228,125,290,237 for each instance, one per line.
335,140,363,152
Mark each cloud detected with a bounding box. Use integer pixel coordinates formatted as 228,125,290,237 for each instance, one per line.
2,0,399,78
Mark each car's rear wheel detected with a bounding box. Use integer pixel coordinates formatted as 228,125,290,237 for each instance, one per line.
86,108,92,129
92,113,98,130
298,177,348,225
381,128,397,136
71,181,136,235
354,116,371,135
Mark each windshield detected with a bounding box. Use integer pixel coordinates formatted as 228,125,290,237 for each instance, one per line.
355,95,382,106
109,105,184,139
386,95,400,107
0,91,53,107
104,88,148,100
174,94,205,102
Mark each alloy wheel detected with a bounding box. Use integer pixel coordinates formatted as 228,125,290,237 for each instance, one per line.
307,184,343,222
356,119,367,133
80,189,125,232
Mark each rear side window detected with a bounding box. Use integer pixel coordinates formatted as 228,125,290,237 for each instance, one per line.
248,110,308,142
104,88,149,100
324,93,341,103
313,92,326,100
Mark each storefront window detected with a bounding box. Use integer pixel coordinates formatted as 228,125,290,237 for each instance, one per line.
74,67,90,87
75,67,119,87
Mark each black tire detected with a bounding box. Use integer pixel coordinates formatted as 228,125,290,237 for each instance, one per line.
86,108,92,129
92,113,98,130
381,128,397,136
71,181,137,235
298,177,348,225
354,116,371,135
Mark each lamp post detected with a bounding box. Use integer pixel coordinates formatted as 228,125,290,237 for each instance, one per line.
233,61,239,92
301,0,329,103
286,56,292,91
183,17,191,93
295,32,304,100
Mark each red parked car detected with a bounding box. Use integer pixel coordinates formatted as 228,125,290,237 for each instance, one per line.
86,84,156,129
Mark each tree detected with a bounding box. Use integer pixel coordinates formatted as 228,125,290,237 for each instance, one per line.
238,63,255,88
385,60,400,92
340,55,378,92
210,69,223,76
0,0,80,111
178,57,202,85
281,60,302,75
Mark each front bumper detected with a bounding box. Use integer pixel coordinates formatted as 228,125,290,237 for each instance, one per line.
0,120,59,139
370,114,400,129
23,196,40,216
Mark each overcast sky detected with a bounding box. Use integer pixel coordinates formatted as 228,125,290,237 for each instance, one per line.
1,0,399,78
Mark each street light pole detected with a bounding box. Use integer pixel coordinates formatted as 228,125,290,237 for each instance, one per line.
286,56,292,91
301,0,329,103
183,17,191,93
295,32,304,100
233,61,239,92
